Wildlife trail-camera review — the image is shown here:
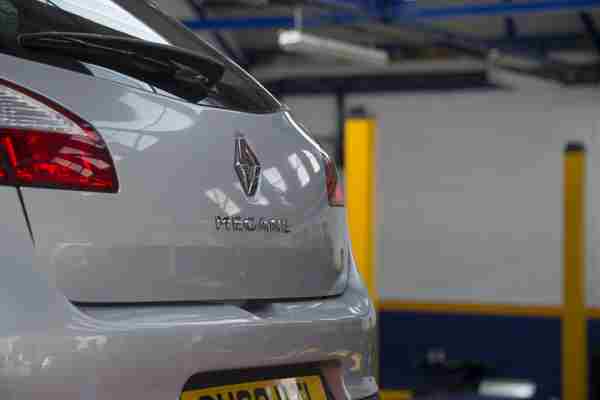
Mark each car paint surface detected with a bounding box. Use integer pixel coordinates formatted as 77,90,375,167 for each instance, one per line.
0,2,378,395
0,196,377,398
0,53,348,303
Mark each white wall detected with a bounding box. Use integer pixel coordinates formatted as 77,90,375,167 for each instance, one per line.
283,95,337,139
288,88,600,307
283,95,340,158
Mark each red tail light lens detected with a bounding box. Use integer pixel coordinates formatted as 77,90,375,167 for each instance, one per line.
0,79,118,192
322,152,344,207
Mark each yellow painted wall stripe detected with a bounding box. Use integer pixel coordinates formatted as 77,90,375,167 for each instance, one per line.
379,299,600,319
345,116,378,307
562,142,588,400
587,308,600,319
379,299,563,318
380,389,412,400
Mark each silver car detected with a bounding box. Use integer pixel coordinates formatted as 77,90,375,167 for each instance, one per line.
0,1,377,399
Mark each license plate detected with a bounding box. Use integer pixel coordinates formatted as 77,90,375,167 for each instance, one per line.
181,375,328,400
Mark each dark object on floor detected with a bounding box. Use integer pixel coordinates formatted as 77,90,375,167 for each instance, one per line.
414,350,490,396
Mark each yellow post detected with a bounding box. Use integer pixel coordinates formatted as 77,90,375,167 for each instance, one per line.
344,108,377,306
562,141,588,400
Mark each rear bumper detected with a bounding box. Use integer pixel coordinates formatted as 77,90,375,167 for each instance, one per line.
0,254,378,400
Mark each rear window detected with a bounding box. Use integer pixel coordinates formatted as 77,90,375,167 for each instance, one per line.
0,0,281,113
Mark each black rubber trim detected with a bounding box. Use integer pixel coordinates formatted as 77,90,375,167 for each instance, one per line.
72,292,345,308
16,187,34,245
0,144,34,244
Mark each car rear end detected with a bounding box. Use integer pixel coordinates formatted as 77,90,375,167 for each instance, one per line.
0,1,378,399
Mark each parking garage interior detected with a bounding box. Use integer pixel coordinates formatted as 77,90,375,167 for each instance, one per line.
5,0,600,399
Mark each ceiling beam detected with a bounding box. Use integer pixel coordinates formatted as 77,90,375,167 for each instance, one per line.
182,0,600,85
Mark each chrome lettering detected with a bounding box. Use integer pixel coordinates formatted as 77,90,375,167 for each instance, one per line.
215,216,291,233
258,218,271,232
232,216,243,232
243,217,257,231
281,219,291,234
269,218,281,232
215,216,231,231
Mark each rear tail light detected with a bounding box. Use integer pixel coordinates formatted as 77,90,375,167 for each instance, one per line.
322,151,344,207
0,79,118,192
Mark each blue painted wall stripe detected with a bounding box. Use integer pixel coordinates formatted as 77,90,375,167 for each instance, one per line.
379,311,561,399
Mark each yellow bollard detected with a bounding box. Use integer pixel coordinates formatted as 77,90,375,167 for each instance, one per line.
344,108,377,307
562,142,588,400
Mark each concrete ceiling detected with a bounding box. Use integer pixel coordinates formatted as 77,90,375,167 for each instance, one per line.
152,0,600,83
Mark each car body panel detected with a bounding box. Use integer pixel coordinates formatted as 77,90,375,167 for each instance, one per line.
0,235,377,400
0,53,348,303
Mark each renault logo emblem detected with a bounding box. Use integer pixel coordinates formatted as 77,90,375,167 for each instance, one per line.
234,135,261,197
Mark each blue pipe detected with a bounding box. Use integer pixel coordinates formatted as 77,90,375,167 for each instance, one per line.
184,16,293,30
304,0,367,12
183,0,600,30
391,0,600,20
183,14,362,30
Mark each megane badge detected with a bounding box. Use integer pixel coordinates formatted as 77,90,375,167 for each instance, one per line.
234,135,261,197
215,216,291,233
